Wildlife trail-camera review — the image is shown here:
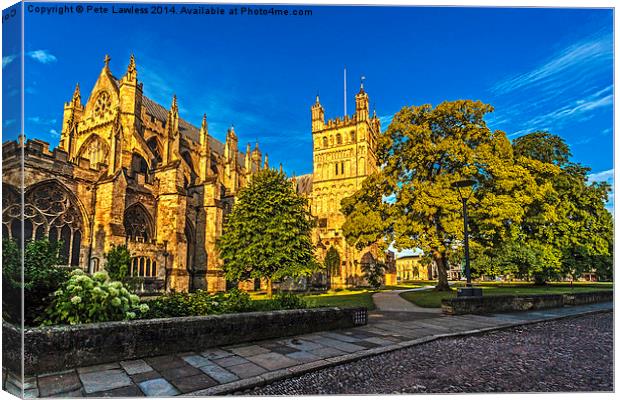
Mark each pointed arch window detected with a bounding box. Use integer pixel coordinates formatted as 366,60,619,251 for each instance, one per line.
124,204,154,242
78,135,109,169
146,136,162,164
3,182,84,266
185,221,196,274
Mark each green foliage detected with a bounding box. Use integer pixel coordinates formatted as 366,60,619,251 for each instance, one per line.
342,104,612,286
2,238,70,325
361,260,386,289
40,270,149,326
217,168,319,286
104,245,132,282
513,131,571,166
144,288,253,318
144,288,306,318
511,132,613,283
472,240,562,284
271,291,307,309
342,100,537,290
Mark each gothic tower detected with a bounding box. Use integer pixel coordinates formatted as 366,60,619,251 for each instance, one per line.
309,82,382,288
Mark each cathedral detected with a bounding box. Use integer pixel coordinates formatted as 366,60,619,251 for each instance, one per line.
2,54,393,292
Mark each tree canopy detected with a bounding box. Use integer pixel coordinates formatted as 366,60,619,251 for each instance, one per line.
342,100,613,288
217,168,318,296
342,100,542,290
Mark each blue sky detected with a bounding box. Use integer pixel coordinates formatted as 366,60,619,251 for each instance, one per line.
2,4,613,207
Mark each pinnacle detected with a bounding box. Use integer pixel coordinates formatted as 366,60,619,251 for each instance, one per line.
127,54,136,73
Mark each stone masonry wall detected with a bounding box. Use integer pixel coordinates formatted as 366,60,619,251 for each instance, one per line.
7,307,368,375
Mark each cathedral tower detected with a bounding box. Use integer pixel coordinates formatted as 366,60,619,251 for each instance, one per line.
309,82,382,288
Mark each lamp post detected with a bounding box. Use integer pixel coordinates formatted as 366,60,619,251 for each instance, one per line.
451,179,482,297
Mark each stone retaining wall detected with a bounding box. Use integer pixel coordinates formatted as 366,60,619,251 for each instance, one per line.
4,307,368,375
442,290,613,315
563,290,613,306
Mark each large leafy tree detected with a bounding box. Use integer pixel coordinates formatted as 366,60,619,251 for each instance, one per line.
217,168,318,297
342,100,539,290
513,132,613,282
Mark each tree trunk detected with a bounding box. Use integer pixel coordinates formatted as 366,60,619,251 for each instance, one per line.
433,251,451,291
266,278,273,298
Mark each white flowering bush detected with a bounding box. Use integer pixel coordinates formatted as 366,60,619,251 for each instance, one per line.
40,270,149,326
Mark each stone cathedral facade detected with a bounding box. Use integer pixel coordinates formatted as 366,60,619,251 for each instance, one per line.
2,54,393,292
2,55,267,292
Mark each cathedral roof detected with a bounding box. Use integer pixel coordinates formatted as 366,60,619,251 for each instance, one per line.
141,95,246,165
295,173,313,195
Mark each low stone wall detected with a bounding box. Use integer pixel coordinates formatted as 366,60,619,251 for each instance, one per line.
442,290,613,315
4,307,368,375
442,294,564,315
563,290,613,306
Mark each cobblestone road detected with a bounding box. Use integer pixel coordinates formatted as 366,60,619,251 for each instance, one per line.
248,312,613,394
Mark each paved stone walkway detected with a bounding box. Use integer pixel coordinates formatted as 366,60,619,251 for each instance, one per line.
372,286,442,313
5,302,612,397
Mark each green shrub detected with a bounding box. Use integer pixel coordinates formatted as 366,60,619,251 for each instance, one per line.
144,289,253,318
361,260,386,289
40,270,149,326
2,238,70,326
143,288,299,318
271,291,307,309
104,245,131,282
221,289,253,312
142,291,194,319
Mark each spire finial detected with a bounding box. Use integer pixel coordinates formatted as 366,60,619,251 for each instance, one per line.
72,83,81,102
264,153,269,169
360,75,366,91
103,54,111,69
279,163,283,174
171,95,177,110
127,54,136,73
246,142,251,153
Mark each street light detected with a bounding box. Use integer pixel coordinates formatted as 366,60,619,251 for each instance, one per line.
451,179,482,297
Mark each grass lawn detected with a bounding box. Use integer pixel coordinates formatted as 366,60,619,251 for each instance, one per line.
400,282,613,308
304,290,377,310
381,283,424,291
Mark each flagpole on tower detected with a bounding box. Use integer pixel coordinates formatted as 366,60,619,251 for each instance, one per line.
344,66,347,116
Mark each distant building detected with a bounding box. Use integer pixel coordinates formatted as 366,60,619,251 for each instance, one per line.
395,255,432,281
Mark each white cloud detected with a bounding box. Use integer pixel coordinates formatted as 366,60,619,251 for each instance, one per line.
588,168,614,214
27,116,57,125
2,55,16,69
49,129,59,138
492,31,612,95
526,87,612,127
27,50,57,64
505,84,613,139
588,168,613,183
